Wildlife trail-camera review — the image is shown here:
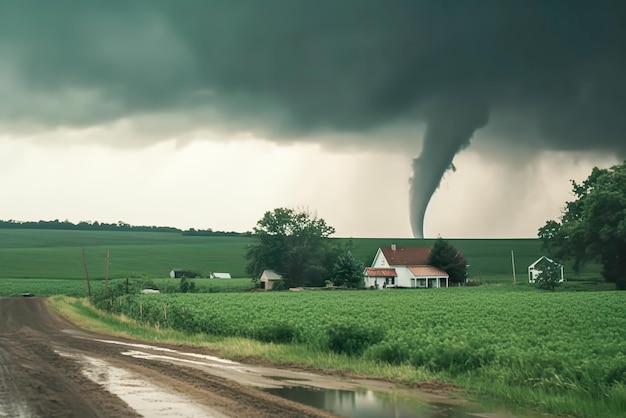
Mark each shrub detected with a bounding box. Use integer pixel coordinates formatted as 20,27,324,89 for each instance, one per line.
326,324,384,356
253,322,296,344
365,339,411,365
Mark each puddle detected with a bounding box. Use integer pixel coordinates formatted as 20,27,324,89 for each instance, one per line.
80,338,545,417
263,386,541,418
92,339,239,364
56,351,228,418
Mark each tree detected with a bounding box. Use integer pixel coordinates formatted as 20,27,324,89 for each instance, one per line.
332,251,364,288
535,262,562,292
179,276,197,293
246,208,338,288
428,238,468,284
538,162,626,290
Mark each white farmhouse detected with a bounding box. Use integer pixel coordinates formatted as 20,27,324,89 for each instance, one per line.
364,244,450,288
528,256,564,283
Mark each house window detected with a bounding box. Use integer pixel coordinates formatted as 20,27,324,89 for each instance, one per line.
386,277,395,286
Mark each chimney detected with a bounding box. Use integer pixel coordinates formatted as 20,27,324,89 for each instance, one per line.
391,243,396,251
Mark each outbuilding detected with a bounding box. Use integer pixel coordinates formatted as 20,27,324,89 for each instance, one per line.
210,272,232,279
260,269,283,290
528,256,564,283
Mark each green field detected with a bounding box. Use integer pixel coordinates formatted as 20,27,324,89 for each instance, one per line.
0,229,603,285
1,228,621,417
99,287,625,417
0,229,252,279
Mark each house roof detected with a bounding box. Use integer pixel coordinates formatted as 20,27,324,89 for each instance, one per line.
529,256,562,268
408,266,449,278
364,268,397,277
260,269,283,281
380,246,431,266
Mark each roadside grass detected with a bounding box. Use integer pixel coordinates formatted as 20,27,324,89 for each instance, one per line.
48,296,438,385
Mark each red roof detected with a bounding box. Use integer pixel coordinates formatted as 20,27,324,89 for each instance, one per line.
380,246,431,266
408,266,449,278
365,268,397,277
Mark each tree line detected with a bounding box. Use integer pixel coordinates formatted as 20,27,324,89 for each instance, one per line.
0,219,245,236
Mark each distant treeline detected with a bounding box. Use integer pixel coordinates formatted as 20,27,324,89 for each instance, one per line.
181,228,249,237
0,219,246,236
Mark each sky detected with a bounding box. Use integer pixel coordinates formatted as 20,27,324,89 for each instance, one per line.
1,1,625,238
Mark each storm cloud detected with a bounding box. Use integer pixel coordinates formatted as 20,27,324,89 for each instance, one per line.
1,0,625,236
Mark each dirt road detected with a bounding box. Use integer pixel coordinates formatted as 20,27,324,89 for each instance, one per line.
0,297,348,418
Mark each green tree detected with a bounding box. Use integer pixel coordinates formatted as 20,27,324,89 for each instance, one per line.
538,162,626,290
535,261,562,292
246,208,338,288
332,251,364,288
179,277,197,293
428,238,468,284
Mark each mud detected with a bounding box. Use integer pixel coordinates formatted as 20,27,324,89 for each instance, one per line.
0,297,340,417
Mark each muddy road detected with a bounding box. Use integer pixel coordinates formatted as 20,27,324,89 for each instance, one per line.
0,297,357,417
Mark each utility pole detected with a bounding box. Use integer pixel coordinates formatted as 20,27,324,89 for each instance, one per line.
82,247,92,297
105,249,110,295
511,250,517,285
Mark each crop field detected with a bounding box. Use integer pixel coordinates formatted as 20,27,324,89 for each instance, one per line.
0,229,602,283
0,229,252,279
109,287,626,417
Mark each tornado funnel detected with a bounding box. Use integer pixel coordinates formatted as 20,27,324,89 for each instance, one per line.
410,102,488,238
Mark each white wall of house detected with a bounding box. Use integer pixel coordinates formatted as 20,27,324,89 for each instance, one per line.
371,251,448,288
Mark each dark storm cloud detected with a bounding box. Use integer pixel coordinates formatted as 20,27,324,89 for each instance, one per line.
1,0,625,236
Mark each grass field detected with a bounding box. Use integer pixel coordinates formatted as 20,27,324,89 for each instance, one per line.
0,229,252,279
0,229,603,285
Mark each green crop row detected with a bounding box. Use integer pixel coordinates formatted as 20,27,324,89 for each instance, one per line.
106,287,625,407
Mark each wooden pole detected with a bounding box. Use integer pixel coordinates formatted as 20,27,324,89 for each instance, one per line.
82,247,92,297
511,250,517,285
105,249,110,294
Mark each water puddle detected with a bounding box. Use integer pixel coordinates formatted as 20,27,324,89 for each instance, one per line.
91,339,239,364
79,338,544,417
56,351,228,418
262,386,542,418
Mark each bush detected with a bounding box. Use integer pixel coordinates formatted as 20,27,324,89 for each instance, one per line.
253,322,296,344
365,339,411,365
326,324,384,356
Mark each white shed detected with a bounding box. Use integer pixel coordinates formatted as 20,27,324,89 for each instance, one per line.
528,256,564,283
211,272,232,279
260,269,283,290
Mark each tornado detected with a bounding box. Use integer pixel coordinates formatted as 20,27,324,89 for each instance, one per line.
410,102,488,238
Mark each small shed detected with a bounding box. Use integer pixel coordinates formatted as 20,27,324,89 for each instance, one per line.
211,272,232,279
260,269,283,290
170,269,184,279
528,256,564,283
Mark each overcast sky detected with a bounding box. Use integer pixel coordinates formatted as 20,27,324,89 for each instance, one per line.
1,1,625,238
